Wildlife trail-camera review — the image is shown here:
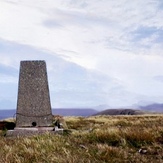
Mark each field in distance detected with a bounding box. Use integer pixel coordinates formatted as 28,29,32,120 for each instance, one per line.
1,114,163,162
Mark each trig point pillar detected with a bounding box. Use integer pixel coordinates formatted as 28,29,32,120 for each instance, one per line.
16,60,53,127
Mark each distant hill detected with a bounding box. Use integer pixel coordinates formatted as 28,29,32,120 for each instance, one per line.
93,109,145,116
140,103,163,112
0,109,16,120
52,108,98,116
0,108,98,120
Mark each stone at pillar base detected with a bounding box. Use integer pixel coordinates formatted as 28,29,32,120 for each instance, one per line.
6,127,63,137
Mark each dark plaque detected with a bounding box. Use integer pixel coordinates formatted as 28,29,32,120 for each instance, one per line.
16,61,53,127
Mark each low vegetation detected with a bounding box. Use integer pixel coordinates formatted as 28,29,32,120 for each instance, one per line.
0,114,163,162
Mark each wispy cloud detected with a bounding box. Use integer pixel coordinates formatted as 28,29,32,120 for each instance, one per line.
0,39,126,109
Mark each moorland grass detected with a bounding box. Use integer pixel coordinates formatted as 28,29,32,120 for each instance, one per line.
0,114,163,163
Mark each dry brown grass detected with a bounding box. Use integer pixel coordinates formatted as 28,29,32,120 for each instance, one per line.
0,114,163,162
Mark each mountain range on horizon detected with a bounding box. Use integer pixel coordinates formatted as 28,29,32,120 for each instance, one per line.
94,103,163,112
0,102,163,120
139,103,163,112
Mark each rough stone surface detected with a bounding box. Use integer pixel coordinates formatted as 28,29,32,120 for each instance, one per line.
16,61,53,127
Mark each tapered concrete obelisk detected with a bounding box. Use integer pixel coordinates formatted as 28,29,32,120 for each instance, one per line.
16,61,53,127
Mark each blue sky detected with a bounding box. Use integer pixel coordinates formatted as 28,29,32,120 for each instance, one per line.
0,0,163,109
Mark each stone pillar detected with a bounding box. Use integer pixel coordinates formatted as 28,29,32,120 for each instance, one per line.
16,61,53,127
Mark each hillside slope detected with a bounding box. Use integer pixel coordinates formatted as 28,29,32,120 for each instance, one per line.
93,109,145,116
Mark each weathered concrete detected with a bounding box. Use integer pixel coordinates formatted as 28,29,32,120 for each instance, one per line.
7,127,63,137
16,61,53,127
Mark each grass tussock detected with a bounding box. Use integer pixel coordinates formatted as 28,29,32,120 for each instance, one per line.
0,114,163,162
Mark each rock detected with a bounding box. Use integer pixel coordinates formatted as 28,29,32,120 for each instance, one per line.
138,148,148,154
